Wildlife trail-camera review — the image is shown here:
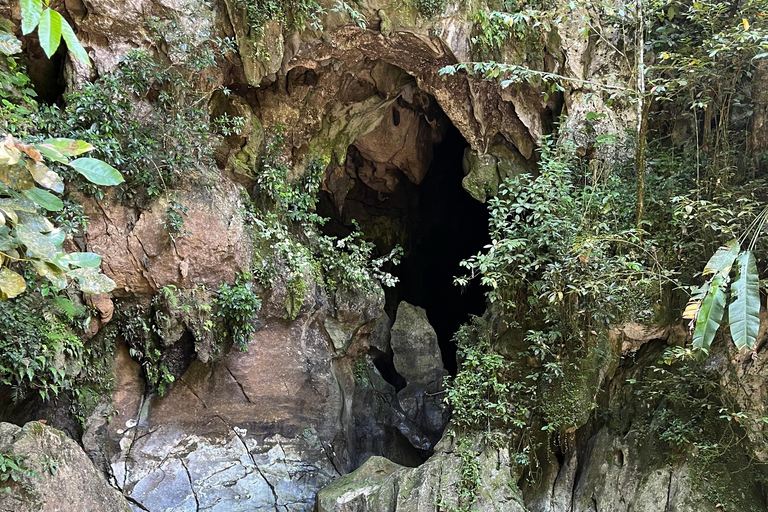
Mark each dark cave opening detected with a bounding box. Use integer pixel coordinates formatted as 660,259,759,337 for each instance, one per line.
23,40,66,105
384,126,490,375
317,98,489,377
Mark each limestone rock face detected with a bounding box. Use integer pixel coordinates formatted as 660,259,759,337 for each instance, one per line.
83,278,386,511
389,302,450,449
390,302,445,385
0,422,132,512
80,178,252,297
317,438,527,512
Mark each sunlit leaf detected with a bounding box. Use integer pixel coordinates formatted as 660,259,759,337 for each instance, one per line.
703,239,740,277
16,211,54,233
0,163,34,190
0,207,17,225
68,158,124,186
31,260,67,289
0,33,22,56
38,8,63,59
34,144,67,164
15,225,57,260
60,17,90,66
68,267,116,294
729,251,760,350
692,274,727,353
40,138,94,157
20,0,43,35
0,267,26,299
0,197,38,214
26,160,64,193
58,252,101,268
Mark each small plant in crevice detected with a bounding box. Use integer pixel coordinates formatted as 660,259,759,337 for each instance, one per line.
164,196,190,242
333,1,367,29
215,273,262,351
412,0,445,19
0,453,37,495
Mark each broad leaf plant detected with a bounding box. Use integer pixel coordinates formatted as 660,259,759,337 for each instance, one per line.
0,4,122,299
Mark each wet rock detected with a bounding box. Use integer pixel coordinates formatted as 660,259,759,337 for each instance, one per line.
0,422,131,512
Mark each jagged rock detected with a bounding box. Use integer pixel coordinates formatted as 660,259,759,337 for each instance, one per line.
80,178,252,297
389,302,449,449
390,302,445,384
0,422,132,512
317,437,527,512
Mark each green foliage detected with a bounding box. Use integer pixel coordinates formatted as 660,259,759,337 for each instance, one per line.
471,9,543,60
446,321,531,433
215,273,262,350
0,134,121,299
683,238,762,354
239,0,324,40
456,135,664,333
245,128,401,298
333,1,367,29
20,0,89,65
0,292,92,402
412,0,445,18
0,452,37,494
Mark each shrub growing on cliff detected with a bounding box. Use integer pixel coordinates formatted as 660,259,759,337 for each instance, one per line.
215,273,262,350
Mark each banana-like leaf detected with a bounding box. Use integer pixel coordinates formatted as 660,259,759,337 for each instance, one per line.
703,239,740,277
729,251,760,350
683,282,710,320
692,274,727,352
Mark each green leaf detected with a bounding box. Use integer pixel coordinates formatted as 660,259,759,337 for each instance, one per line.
15,225,57,260
22,188,63,212
58,252,101,268
31,260,67,289
26,161,64,193
729,251,760,350
16,211,54,233
33,144,68,164
46,229,65,247
68,158,124,186
0,267,26,299
60,18,90,66
0,33,22,56
39,138,94,157
0,197,38,214
692,274,727,353
68,267,116,294
703,239,740,277
38,8,63,59
0,163,35,190
20,0,43,35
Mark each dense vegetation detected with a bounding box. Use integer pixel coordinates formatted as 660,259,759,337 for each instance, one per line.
1,0,768,509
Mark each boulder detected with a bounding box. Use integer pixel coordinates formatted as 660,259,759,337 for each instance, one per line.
0,422,131,512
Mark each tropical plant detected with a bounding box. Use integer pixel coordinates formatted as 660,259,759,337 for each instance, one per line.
683,233,762,354
0,6,123,299
18,0,89,64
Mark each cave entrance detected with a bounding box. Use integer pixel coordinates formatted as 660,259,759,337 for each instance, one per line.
317,92,489,376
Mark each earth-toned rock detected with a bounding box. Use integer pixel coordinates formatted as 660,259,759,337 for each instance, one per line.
0,422,132,512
